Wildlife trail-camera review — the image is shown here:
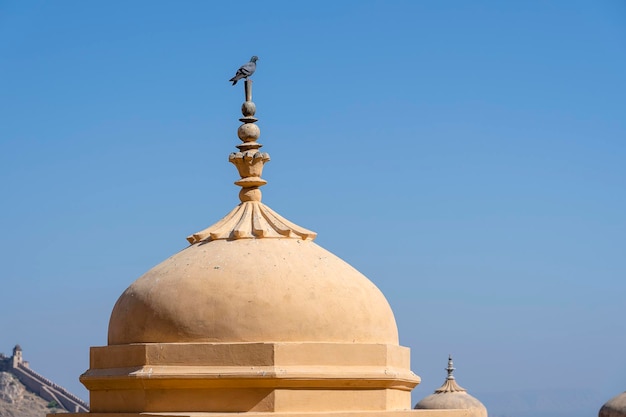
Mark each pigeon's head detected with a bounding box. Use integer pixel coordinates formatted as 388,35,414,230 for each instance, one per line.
250,56,259,63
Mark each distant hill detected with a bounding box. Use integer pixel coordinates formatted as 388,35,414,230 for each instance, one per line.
0,345,88,416
0,371,66,417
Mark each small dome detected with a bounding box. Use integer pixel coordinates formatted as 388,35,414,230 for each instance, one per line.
414,356,487,417
108,238,399,345
416,391,487,416
600,391,626,417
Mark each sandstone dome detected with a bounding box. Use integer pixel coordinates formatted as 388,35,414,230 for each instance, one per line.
108,80,398,345
415,391,487,417
107,79,400,347
414,356,487,417
82,78,422,415
600,391,626,417
108,237,399,345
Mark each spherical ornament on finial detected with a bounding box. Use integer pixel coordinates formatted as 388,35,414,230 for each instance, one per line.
238,123,261,142
242,101,256,117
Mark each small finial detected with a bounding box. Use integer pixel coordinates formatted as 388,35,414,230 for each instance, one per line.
446,355,456,380
434,355,466,393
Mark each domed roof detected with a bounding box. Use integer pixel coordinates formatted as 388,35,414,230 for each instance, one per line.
600,391,626,417
108,238,398,344
414,356,487,417
108,79,399,347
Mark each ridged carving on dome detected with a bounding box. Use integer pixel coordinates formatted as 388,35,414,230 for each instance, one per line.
434,378,467,393
187,201,317,243
435,355,467,393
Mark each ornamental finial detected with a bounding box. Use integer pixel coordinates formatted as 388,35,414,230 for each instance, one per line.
186,66,316,244
434,355,467,393
228,79,270,203
446,354,456,380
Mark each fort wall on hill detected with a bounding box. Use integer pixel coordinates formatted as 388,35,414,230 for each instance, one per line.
0,345,88,412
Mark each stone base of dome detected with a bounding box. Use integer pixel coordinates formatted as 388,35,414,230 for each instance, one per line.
67,411,474,417
80,342,421,413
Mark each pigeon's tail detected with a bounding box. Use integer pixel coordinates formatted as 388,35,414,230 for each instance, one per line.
230,75,241,85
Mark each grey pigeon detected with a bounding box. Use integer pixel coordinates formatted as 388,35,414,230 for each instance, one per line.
229,56,258,85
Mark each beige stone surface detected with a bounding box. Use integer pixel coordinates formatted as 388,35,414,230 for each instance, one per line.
70,411,473,417
415,393,487,417
600,391,626,417
96,224,420,415
81,342,419,413
108,238,398,345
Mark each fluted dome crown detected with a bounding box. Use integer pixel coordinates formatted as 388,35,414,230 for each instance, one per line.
107,79,399,347
600,392,626,417
415,356,487,417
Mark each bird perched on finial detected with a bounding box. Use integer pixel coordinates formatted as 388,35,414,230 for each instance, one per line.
229,56,258,86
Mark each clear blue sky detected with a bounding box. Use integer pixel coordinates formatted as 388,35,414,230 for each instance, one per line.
1,1,625,415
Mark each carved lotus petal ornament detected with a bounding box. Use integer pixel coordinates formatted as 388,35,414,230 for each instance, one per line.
187,201,317,243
